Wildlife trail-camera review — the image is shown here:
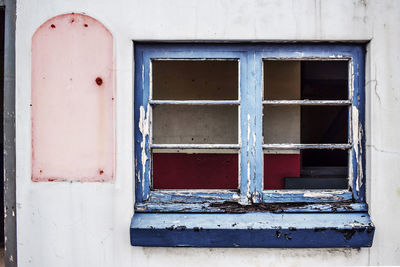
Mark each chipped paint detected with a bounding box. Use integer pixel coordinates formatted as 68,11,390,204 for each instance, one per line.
131,213,374,247
152,148,238,154
252,129,257,203
352,105,363,193
153,190,231,198
150,100,239,105
151,144,239,149
303,191,343,201
139,104,150,197
246,114,251,200
135,44,367,213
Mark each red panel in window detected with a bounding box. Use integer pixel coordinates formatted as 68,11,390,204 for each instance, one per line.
153,153,238,189
264,154,300,189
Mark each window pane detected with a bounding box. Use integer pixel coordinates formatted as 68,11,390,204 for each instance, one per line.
153,105,238,144
301,61,348,100
264,152,300,190
263,60,348,100
152,60,238,100
264,149,348,190
301,106,348,144
264,60,301,100
263,105,300,144
153,151,238,190
263,105,348,144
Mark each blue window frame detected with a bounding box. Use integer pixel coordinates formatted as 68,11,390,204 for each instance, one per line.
131,43,374,247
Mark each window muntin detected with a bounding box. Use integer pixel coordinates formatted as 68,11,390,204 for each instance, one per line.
134,44,366,212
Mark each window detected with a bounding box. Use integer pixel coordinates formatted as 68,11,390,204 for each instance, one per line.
131,43,374,248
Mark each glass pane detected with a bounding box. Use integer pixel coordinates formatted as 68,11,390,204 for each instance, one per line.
263,105,300,144
152,60,238,100
263,60,348,100
264,149,348,190
264,152,300,190
263,105,348,144
153,151,238,190
301,61,348,100
153,105,238,144
301,106,348,144
264,60,301,100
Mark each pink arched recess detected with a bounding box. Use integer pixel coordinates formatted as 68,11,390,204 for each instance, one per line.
31,13,115,182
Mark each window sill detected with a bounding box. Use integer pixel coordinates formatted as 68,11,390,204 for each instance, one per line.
130,212,374,248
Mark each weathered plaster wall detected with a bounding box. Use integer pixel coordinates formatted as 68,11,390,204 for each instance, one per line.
15,0,400,266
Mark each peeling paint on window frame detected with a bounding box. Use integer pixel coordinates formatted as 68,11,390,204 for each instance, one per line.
134,43,366,213
131,43,372,248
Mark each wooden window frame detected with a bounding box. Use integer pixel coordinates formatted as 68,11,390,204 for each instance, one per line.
131,43,374,248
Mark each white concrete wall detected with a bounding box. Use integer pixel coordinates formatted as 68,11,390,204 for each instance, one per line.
15,0,400,266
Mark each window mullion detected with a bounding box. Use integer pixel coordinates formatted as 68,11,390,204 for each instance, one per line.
350,48,366,202
135,51,151,202
253,52,264,203
239,51,263,204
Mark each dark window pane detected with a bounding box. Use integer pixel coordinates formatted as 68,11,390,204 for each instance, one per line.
301,106,348,144
301,61,348,100
301,149,348,167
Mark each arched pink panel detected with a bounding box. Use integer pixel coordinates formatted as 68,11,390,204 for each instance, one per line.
31,13,115,182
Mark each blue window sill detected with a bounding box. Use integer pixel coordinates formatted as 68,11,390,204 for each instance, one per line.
130,212,374,248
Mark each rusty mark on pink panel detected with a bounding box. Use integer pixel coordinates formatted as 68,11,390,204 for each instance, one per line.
95,77,103,86
31,13,115,182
